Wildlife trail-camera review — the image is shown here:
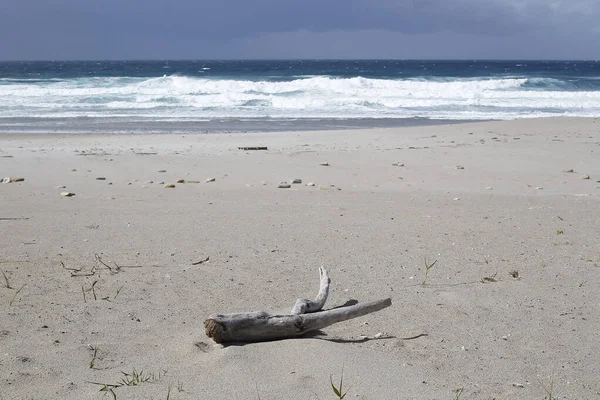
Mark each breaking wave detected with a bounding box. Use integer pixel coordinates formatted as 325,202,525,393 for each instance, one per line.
1,75,600,121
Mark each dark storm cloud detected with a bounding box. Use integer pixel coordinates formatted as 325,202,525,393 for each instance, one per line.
0,0,598,59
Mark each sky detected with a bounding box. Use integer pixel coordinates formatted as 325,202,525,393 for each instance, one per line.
1,0,599,60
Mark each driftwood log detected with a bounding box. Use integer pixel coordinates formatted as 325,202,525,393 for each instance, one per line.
204,267,392,343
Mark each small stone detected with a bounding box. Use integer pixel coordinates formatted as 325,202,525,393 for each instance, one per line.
176,179,185,183
56,185,66,189
291,178,302,184
374,332,383,338
455,165,464,170
319,162,329,166
512,383,525,388
535,187,543,190
306,182,315,187
581,174,591,180
453,197,460,201
11,177,24,182
158,169,166,173
96,177,106,180
485,186,493,190
392,162,404,167
1,177,10,184
278,182,291,189
147,181,154,184
164,184,176,188
563,169,574,173
60,192,75,197
205,178,216,183
187,180,200,184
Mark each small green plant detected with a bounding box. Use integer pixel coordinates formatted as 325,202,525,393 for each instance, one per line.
556,229,564,235
509,270,519,279
422,258,437,286
89,368,167,398
539,378,555,400
177,381,184,392
1,269,11,289
89,346,99,369
82,280,99,303
9,284,25,306
454,387,464,399
330,371,349,399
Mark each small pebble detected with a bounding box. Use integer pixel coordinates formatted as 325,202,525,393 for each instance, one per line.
96,177,106,180
291,178,302,184
187,180,200,184
205,178,216,183
563,169,574,173
319,162,329,166
176,179,185,183
164,184,176,188
306,182,315,187
535,187,543,190
453,197,460,201
581,174,591,180
158,169,166,173
56,185,66,189
455,165,465,170
374,332,383,338
60,192,75,197
278,182,291,189
512,383,525,388
157,181,164,185
485,186,493,190
392,162,404,167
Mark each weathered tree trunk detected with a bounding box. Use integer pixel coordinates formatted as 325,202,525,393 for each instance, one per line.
204,267,392,343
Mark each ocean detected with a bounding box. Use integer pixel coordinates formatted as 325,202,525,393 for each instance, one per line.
1,60,599,133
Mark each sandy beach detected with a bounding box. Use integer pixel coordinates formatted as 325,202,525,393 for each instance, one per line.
1,117,599,399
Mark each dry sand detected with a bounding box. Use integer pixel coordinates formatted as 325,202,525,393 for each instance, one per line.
1,117,599,399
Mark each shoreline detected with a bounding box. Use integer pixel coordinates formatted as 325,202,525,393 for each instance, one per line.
0,116,480,136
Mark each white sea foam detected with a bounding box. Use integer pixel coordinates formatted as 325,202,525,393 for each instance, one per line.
1,75,600,121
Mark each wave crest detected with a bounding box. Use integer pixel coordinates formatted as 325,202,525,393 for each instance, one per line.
0,75,599,120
